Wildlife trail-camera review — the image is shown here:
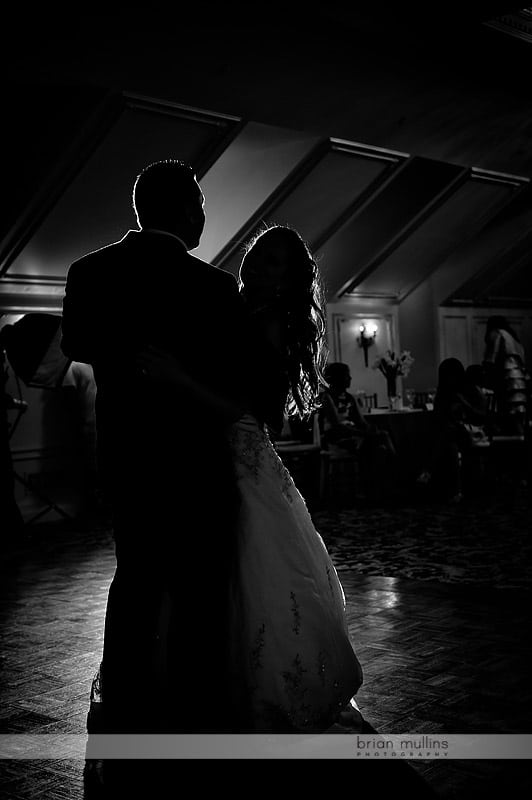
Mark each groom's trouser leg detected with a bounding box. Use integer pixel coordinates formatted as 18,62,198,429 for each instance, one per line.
100,503,169,732
162,455,243,732
98,432,244,732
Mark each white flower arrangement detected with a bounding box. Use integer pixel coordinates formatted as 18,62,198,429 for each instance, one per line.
372,350,414,379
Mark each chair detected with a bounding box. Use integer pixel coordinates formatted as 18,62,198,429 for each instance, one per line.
460,426,492,497
488,419,527,487
320,443,360,508
413,391,432,409
317,407,362,508
466,390,527,491
355,392,378,412
274,412,324,509
485,389,497,415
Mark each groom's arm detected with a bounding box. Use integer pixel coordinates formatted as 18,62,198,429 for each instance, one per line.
61,258,97,364
137,344,246,424
62,256,122,367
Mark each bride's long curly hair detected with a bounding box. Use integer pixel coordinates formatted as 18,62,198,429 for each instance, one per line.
239,224,328,418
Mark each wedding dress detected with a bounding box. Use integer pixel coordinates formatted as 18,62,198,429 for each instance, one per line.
227,414,363,732
88,412,363,735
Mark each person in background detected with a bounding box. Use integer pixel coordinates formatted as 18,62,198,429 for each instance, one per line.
464,364,488,395
464,364,491,419
0,336,25,537
62,360,100,517
319,361,397,502
482,315,529,436
417,358,488,502
319,362,370,450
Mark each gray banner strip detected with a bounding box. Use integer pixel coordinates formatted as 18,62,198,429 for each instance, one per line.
1,734,532,759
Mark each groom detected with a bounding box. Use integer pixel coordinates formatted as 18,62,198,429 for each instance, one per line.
62,159,251,732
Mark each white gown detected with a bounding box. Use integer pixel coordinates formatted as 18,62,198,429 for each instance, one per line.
228,414,363,732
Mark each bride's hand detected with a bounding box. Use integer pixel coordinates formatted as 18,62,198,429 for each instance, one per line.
136,345,185,385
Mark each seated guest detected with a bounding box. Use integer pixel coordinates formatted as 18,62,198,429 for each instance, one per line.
319,362,371,451
319,362,396,501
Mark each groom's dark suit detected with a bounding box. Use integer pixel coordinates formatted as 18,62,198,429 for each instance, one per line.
62,229,251,731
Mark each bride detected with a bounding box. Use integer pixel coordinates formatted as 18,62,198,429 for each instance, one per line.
136,224,363,733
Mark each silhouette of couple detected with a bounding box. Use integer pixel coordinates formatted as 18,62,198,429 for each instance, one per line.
61,159,363,736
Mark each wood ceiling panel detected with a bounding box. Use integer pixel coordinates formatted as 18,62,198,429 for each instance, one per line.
429,173,529,306
315,156,467,299
443,183,532,306
3,95,242,280
216,140,405,275
351,170,525,301
450,232,532,306
195,122,323,265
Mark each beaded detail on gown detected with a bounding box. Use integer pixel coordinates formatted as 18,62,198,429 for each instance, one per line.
227,414,363,732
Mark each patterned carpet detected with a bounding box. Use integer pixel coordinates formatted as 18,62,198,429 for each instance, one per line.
7,482,531,594
313,483,532,592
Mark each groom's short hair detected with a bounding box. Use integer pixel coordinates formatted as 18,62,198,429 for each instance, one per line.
133,159,199,228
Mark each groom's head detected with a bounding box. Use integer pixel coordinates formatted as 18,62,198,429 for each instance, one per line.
133,159,205,250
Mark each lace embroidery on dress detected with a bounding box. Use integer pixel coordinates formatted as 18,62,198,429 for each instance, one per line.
253,646,349,731
250,623,266,672
317,651,326,687
290,591,301,635
246,611,352,731
229,417,295,503
229,414,360,732
230,425,264,481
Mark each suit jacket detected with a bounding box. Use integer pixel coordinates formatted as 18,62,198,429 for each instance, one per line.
61,229,251,518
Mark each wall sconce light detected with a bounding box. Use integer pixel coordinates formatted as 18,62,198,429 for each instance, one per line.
357,323,378,367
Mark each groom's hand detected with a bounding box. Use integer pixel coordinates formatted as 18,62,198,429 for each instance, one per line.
135,345,184,386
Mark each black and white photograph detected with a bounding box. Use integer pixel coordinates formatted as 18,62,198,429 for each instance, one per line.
1,3,531,796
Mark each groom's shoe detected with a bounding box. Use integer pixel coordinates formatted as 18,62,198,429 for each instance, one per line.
329,698,365,732
86,700,106,734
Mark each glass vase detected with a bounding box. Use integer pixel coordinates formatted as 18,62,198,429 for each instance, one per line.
386,375,398,410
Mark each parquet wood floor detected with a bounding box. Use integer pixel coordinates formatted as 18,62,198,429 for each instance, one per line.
1,495,531,798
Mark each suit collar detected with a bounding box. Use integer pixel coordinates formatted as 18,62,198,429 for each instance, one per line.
139,228,188,251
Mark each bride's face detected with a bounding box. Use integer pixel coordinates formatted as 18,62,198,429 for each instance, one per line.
239,236,291,298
